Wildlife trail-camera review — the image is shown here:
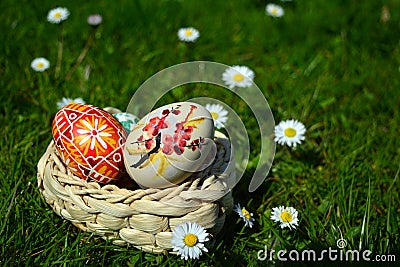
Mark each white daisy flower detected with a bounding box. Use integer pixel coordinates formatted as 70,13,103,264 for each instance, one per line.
234,203,255,228
222,65,255,89
31,58,50,72
178,27,200,42
56,97,85,109
171,221,209,260
266,3,284,18
47,7,70,24
205,104,228,129
274,119,306,147
87,14,102,26
270,206,299,230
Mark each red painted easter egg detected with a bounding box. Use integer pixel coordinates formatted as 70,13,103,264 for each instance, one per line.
52,103,127,184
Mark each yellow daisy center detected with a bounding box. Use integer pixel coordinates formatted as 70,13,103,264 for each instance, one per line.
280,211,293,223
183,233,198,247
241,208,251,219
185,29,193,36
210,112,219,120
284,127,297,138
271,8,278,16
37,63,44,69
54,12,62,19
233,73,244,82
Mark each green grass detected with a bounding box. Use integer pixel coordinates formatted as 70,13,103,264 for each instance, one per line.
1,0,400,266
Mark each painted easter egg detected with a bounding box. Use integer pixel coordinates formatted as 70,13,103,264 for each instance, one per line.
123,102,216,188
113,112,139,132
52,103,127,184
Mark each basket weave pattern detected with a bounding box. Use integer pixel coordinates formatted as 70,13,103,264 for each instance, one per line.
37,131,235,253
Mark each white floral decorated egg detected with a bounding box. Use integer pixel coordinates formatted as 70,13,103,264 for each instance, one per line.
123,102,215,188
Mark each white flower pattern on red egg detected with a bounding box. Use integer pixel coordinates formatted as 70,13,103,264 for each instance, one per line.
75,117,116,155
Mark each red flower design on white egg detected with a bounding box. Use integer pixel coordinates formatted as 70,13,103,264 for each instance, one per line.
174,122,193,141
162,133,187,155
142,116,168,137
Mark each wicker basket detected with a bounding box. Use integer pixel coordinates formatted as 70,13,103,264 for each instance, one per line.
37,108,236,253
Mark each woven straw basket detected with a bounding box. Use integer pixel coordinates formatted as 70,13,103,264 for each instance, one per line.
37,107,236,254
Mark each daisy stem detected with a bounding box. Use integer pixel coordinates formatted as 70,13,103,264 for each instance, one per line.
239,225,247,235
31,74,49,112
54,26,64,80
64,28,95,81
229,87,237,108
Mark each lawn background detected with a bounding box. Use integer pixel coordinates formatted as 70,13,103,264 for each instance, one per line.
1,0,399,266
